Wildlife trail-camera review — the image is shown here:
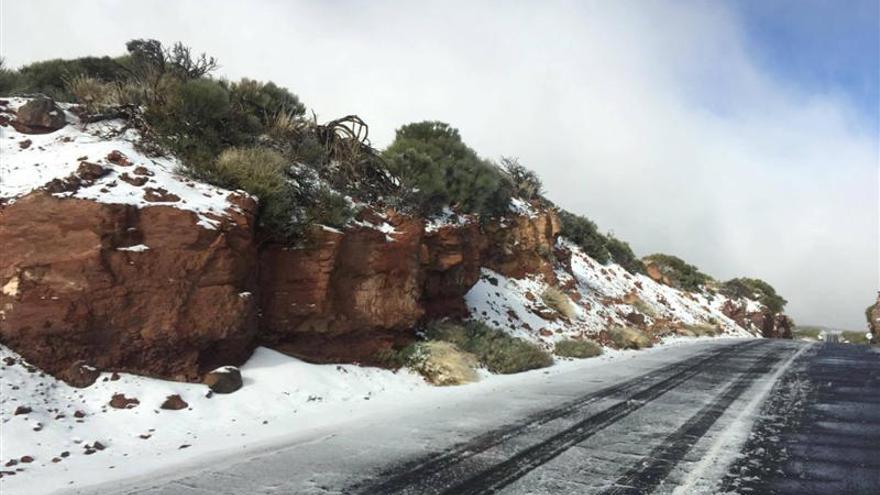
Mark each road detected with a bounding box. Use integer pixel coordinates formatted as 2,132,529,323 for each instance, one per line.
75,339,880,495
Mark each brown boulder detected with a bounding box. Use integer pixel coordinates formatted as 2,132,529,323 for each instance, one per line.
0,192,258,381
109,393,139,409
160,394,189,410
59,361,101,388
12,98,66,134
203,366,242,394
482,208,560,280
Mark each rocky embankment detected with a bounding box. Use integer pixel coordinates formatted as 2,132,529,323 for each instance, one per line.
0,97,788,384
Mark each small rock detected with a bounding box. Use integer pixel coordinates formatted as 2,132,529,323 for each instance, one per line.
76,161,110,181
73,410,86,418
18,139,31,149
61,361,101,388
51,457,62,463
132,166,154,177
4,460,17,467
110,372,120,381
13,406,31,415
109,393,139,409
12,97,66,134
106,150,132,166
143,187,180,203
19,456,34,464
203,367,242,394
93,441,106,451
160,394,189,411
119,173,148,187
178,444,191,450
60,451,70,458
139,434,151,440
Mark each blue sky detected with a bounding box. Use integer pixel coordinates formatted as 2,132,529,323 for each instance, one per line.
732,0,879,130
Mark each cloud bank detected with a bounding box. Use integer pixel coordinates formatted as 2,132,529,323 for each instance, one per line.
2,0,877,328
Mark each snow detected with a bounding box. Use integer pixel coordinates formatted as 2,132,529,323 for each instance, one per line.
425,206,473,233
0,335,756,495
465,239,759,348
0,98,244,230
115,244,149,252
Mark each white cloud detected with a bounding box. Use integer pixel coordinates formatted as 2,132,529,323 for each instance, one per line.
2,0,877,328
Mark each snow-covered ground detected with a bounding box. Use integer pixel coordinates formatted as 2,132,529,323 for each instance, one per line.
0,97,242,229
465,240,757,349
0,335,747,495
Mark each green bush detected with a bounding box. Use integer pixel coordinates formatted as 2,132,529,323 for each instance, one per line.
605,234,645,274
230,78,305,127
554,339,603,359
841,331,869,345
425,320,553,374
719,278,787,313
9,56,127,99
501,157,542,200
541,286,577,320
558,210,611,264
643,254,712,292
383,121,512,216
0,58,23,95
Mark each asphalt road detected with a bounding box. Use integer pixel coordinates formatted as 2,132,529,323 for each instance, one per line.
75,339,880,495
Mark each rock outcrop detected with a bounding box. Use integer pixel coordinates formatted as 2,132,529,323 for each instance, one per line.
720,299,792,339
9,97,67,134
868,293,880,339
0,192,258,382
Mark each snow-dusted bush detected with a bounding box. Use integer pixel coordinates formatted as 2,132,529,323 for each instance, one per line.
402,341,479,386
682,323,720,337
541,286,577,320
608,327,652,350
426,320,553,374
554,339,603,359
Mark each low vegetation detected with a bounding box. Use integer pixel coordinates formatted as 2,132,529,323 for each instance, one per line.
631,297,658,318
541,286,577,320
841,331,870,345
792,326,823,341
643,254,713,293
554,339,603,359
608,327,653,350
425,320,553,374
682,323,720,337
720,277,787,313
402,341,479,386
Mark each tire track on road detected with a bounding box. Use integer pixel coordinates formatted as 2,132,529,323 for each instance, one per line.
355,340,762,495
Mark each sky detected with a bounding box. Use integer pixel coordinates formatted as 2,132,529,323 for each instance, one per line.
1,0,878,329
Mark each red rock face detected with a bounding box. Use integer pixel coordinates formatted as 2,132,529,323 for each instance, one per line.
482,210,560,281
720,299,791,339
259,215,425,360
0,192,258,382
421,222,486,318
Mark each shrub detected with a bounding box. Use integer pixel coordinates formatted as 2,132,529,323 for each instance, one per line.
841,331,869,345
426,320,553,374
501,156,542,200
720,278,787,313
631,298,657,318
605,234,645,274
0,58,23,95
402,341,479,386
230,78,306,127
64,75,117,113
541,286,577,320
554,339,603,359
558,210,610,264
643,254,712,293
211,147,288,199
792,326,823,341
608,327,652,349
383,121,512,216
12,56,127,99
683,323,720,337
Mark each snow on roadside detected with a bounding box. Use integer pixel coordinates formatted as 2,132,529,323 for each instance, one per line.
0,334,748,495
0,98,243,230
466,239,756,348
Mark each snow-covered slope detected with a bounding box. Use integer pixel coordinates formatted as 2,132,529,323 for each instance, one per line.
466,239,759,347
0,97,242,229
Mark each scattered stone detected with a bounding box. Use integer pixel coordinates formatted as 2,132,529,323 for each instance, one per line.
160,394,188,411
61,360,101,388
106,150,132,166
143,187,180,203
119,173,148,187
73,410,86,418
132,166,154,177
92,441,106,451
203,367,242,394
139,434,151,440
108,393,140,409
18,139,32,149
13,406,31,415
4,460,17,467
51,457,62,463
76,161,111,181
60,451,70,458
179,444,191,450
2,357,15,366
110,372,120,381
19,456,34,464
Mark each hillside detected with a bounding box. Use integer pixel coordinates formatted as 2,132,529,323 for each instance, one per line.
0,42,793,492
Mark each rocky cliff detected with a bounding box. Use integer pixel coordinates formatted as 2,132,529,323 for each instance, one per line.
0,97,786,384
